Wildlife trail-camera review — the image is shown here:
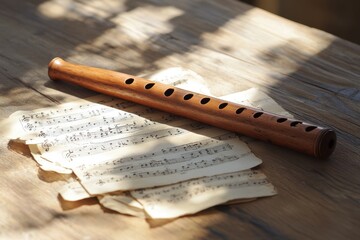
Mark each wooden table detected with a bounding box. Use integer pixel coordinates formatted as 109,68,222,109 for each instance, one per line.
1,0,359,239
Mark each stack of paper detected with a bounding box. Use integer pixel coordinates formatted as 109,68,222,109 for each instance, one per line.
1,68,290,219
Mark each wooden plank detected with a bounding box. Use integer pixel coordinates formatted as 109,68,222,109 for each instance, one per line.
0,0,359,239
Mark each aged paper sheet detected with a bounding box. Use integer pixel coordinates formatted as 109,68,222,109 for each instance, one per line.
131,169,276,218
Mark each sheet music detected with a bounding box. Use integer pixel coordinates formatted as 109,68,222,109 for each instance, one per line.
132,169,276,218
38,120,224,164
3,88,275,187
3,96,264,194
103,169,276,219
28,101,261,194
60,169,275,219
0,67,287,219
72,135,260,194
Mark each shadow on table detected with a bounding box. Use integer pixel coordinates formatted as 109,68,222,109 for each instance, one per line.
0,0,251,104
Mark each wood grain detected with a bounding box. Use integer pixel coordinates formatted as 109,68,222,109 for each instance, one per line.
0,0,359,239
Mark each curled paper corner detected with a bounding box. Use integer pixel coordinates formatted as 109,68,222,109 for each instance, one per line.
98,193,147,218
28,144,73,174
59,179,92,201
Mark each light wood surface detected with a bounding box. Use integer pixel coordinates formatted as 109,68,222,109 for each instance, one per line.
0,0,359,239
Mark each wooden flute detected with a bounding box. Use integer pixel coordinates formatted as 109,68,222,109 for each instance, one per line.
48,57,336,159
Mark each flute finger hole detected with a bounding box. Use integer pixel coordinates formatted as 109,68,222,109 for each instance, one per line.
184,94,193,100
290,121,302,127
305,126,317,132
236,108,246,114
277,118,287,123
164,88,174,97
125,78,134,84
218,103,228,109
200,98,210,104
145,83,155,89
253,112,263,118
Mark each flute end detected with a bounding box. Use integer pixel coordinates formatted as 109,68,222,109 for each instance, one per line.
48,57,63,68
48,57,64,81
315,129,337,159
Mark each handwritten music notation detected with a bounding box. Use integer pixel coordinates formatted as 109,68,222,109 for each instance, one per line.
60,168,276,219
18,97,125,131
40,122,213,161
85,152,252,189
70,132,261,194
87,143,234,177
128,169,275,218
1,66,284,219
133,170,269,203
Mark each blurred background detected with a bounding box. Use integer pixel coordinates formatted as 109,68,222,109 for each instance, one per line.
241,0,360,45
